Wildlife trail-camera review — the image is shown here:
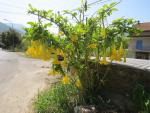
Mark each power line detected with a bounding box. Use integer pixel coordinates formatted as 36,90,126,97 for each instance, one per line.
0,10,27,15
71,0,112,11
91,0,121,17
0,1,27,9
88,0,105,6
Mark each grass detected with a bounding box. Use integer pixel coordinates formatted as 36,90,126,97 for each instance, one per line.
34,83,79,113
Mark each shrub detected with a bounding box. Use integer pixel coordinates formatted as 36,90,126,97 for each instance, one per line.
25,0,141,112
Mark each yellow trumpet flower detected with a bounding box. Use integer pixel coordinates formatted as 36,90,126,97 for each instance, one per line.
75,79,82,88
119,44,125,56
110,46,123,61
71,35,77,43
52,58,60,65
26,41,51,61
48,70,59,76
59,31,64,36
61,75,70,84
88,43,97,49
99,56,109,65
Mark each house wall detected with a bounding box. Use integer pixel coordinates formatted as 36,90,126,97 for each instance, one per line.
128,37,150,51
128,37,150,59
126,50,136,58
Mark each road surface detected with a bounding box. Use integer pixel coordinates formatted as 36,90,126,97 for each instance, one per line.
0,49,49,113
115,58,150,71
90,56,150,71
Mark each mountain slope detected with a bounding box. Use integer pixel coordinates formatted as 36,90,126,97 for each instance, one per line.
0,22,25,34
6,23,25,34
0,22,10,32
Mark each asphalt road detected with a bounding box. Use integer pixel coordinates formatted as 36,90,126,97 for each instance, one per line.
115,58,150,71
0,49,49,113
0,50,18,83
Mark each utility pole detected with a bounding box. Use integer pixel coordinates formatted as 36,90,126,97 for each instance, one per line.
3,19,14,51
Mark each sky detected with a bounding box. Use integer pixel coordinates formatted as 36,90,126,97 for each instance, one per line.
0,0,150,26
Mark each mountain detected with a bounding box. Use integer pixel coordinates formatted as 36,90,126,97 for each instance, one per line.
0,22,25,34
0,22,10,32
6,23,25,34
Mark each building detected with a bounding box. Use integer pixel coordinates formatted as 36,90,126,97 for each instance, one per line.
128,22,150,60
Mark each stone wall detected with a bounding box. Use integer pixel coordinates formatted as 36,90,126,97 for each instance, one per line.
99,63,150,94
80,62,150,112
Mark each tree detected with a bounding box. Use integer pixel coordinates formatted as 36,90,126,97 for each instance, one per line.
0,29,21,49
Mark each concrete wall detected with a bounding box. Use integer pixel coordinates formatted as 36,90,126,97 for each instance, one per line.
128,37,150,51
126,50,136,58
128,37,150,59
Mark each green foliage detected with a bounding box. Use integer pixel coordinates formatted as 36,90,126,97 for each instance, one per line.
17,38,30,51
0,29,21,50
34,83,79,113
133,84,150,113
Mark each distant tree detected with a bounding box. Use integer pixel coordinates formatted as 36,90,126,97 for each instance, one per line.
0,32,5,48
0,29,21,49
